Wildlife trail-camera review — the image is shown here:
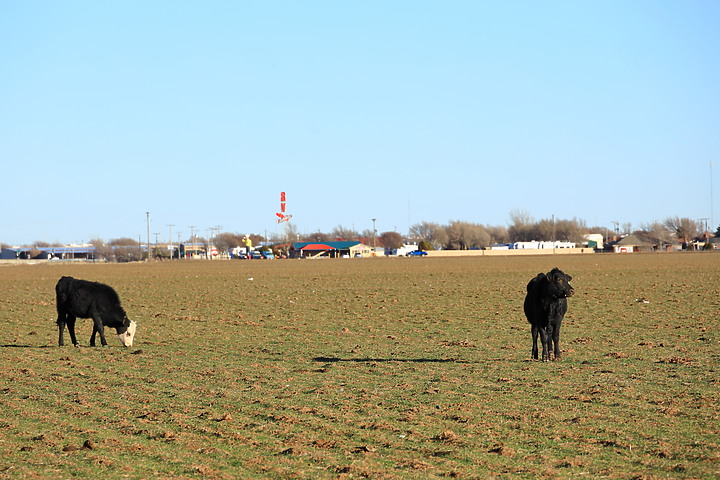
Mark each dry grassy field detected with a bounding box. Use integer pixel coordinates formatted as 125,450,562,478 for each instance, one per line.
0,253,718,479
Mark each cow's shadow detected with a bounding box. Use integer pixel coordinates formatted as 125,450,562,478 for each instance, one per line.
313,356,474,364
0,344,55,349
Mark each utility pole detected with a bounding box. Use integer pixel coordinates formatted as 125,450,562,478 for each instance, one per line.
699,218,709,235
146,212,150,261
167,224,175,259
188,226,197,258
711,161,714,234
372,218,377,256
177,232,182,259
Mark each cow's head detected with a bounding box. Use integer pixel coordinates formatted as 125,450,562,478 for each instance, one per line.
117,319,137,347
547,268,574,299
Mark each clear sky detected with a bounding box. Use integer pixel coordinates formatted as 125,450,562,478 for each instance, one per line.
1,1,718,245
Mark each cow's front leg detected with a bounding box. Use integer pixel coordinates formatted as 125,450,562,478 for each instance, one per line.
90,318,108,347
552,326,562,361
90,323,97,346
545,323,556,361
531,325,539,359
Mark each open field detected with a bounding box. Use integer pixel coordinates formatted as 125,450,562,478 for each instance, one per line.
1,253,718,479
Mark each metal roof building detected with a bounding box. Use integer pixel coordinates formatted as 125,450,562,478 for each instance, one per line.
290,241,373,258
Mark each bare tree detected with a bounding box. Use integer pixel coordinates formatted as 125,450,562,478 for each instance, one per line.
284,223,299,244
468,224,492,249
509,209,534,225
410,221,448,248
445,221,490,250
248,234,265,248
269,223,299,244
555,218,587,243
445,221,467,250
664,217,700,243
637,222,674,247
300,231,333,243
331,225,358,240
358,229,376,246
214,232,245,254
89,237,142,262
379,231,404,250
536,218,555,241
508,210,536,242
508,214,587,243
410,222,435,242
485,225,509,244
90,238,112,261
109,237,139,246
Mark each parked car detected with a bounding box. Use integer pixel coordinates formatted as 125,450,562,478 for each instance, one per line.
250,251,263,259
261,250,275,259
406,250,428,257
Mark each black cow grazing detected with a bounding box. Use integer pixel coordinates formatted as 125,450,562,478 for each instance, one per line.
55,276,137,347
523,268,574,362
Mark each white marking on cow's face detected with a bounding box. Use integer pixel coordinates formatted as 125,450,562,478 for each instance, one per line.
118,320,137,347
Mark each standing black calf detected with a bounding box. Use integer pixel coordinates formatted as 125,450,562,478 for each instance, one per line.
55,276,137,347
523,268,574,362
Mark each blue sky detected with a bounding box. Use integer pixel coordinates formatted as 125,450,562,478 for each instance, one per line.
1,1,718,245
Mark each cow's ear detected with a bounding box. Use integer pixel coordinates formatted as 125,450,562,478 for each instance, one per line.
566,274,573,281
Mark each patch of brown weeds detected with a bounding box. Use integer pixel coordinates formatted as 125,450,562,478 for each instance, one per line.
434,430,460,444
488,444,515,457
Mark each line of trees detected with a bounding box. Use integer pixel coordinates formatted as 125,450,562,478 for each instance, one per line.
302,213,712,251
266,213,713,251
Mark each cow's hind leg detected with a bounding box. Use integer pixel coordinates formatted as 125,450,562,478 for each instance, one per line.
57,313,67,346
66,315,79,347
531,325,539,359
90,318,108,347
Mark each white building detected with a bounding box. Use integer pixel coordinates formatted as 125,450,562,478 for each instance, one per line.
583,234,604,249
510,241,576,250
389,243,419,256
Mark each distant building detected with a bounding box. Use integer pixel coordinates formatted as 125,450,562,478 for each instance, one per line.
583,234,604,250
389,243,419,256
0,248,20,260
707,237,720,249
14,245,96,260
510,241,576,250
611,234,654,253
290,241,373,258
